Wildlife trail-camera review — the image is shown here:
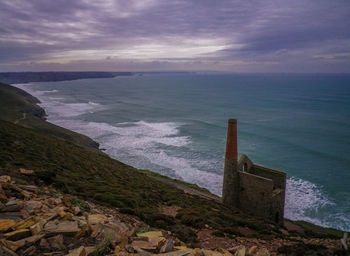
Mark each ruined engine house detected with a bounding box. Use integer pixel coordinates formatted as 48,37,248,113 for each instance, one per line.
222,119,286,224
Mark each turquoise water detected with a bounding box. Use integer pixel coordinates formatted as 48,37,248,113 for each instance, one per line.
16,73,350,231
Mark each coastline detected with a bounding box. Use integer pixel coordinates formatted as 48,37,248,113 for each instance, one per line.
2,75,349,233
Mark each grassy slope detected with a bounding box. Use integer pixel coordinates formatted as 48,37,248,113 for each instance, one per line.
0,82,99,149
0,82,343,242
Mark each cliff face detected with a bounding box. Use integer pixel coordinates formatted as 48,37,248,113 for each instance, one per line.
0,82,99,149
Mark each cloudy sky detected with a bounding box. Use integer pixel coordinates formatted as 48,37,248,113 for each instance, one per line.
1,0,350,72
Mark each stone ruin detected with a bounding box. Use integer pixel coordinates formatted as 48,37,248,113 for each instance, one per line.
222,119,286,224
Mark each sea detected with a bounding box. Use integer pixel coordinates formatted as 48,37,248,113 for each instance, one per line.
14,73,350,231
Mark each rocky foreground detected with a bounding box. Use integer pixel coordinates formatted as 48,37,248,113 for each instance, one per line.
0,172,348,256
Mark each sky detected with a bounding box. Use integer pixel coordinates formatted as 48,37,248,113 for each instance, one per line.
1,0,350,73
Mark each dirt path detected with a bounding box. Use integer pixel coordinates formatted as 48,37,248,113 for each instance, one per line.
148,175,221,203
14,112,26,124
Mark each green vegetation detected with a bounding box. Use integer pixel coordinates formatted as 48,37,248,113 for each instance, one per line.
292,220,343,239
0,82,99,149
0,82,343,241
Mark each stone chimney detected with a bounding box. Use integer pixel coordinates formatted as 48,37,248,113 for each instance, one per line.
222,119,239,207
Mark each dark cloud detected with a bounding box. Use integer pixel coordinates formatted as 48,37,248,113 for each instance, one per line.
0,0,349,72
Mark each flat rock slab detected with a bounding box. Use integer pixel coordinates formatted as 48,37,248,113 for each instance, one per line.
137,231,163,239
44,221,80,235
87,214,108,225
0,219,16,232
4,229,31,241
0,212,23,220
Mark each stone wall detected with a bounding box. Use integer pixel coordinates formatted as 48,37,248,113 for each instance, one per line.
239,172,274,219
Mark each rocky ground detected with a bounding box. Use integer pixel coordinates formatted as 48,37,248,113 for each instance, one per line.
0,171,348,256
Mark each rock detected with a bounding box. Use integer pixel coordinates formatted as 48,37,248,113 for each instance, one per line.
63,212,74,221
17,185,38,192
5,200,18,206
44,221,80,235
137,231,163,239
22,245,36,256
29,222,42,235
193,248,204,256
66,246,86,256
87,214,108,225
0,212,23,220
255,248,269,256
114,245,121,254
0,239,21,252
14,234,45,249
74,225,90,239
39,238,50,249
247,246,257,256
125,244,136,253
160,239,174,253
12,216,35,230
85,246,95,255
234,246,245,256
94,224,121,245
24,200,42,214
72,206,81,215
0,194,8,203
0,176,11,183
47,234,65,250
215,247,233,256
202,249,224,256
132,240,157,252
157,248,192,256
19,168,34,175
4,229,31,241
63,197,72,207
1,205,22,212
0,245,18,256
59,210,67,218
0,219,16,232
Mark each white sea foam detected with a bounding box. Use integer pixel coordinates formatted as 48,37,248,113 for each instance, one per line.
284,177,350,230
13,84,103,118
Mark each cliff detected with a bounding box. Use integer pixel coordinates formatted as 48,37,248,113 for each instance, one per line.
0,81,347,255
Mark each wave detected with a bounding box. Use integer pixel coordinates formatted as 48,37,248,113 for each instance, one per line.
286,177,350,231
13,84,103,118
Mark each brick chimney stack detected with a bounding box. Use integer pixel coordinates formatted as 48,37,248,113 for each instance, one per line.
222,119,239,207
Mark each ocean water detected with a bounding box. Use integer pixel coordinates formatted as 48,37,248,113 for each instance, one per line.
14,73,350,231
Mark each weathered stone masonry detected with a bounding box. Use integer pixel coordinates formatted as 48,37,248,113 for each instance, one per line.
222,119,286,224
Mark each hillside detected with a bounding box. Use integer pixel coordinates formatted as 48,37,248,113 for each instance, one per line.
0,82,99,149
0,82,347,255
0,72,132,84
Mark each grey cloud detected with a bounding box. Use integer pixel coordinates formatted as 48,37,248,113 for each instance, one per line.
0,0,350,72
